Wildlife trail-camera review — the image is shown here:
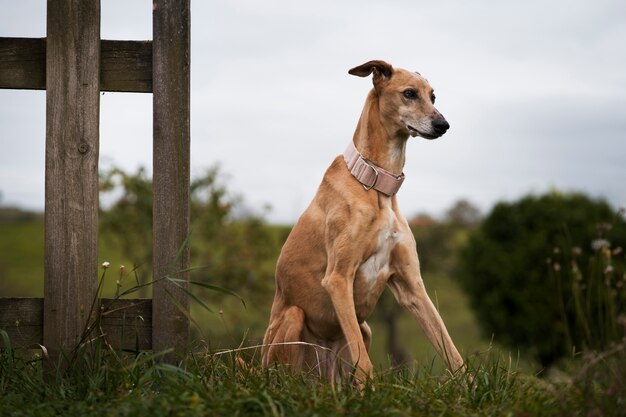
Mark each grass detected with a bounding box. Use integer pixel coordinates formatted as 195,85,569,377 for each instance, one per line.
0,216,143,298
0,217,44,296
0,335,561,417
2,332,624,417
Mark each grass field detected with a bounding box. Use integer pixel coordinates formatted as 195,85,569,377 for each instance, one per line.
1,333,624,417
0,217,45,297
0,216,148,298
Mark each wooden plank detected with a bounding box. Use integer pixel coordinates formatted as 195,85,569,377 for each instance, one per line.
0,37,153,92
99,299,152,350
0,297,43,349
43,0,101,363
101,40,153,92
152,0,191,360
0,37,46,90
0,298,152,350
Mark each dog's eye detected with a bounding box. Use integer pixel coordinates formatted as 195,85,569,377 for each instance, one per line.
431,93,436,103
403,89,418,100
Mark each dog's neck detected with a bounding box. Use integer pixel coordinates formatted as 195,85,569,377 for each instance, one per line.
352,90,408,177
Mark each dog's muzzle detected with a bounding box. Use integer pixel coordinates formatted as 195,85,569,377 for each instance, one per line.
431,118,450,136
407,117,450,139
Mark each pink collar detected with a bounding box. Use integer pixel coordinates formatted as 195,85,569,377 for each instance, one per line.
343,142,405,196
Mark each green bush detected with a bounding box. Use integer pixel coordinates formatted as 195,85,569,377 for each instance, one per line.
457,192,626,367
99,165,287,301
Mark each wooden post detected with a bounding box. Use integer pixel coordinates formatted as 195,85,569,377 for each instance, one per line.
152,0,191,360
43,0,100,363
1,1,193,357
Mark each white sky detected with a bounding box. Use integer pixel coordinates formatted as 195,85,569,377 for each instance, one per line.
1,0,625,223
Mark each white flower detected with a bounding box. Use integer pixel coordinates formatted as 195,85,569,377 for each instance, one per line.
102,261,110,269
591,239,610,252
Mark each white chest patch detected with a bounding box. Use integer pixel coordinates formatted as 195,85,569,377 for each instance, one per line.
358,205,401,288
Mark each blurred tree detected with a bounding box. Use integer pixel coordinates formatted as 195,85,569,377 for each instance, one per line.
457,192,626,367
410,200,480,275
99,167,153,285
189,172,286,300
99,166,286,302
445,199,481,227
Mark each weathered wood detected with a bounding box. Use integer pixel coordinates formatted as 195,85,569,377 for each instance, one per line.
99,298,153,350
101,40,153,92
0,298,152,350
3,1,193,357
0,37,46,90
0,297,43,349
43,0,101,362
0,37,153,92
152,0,191,360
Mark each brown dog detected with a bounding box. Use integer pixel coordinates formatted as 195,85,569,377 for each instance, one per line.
262,60,464,384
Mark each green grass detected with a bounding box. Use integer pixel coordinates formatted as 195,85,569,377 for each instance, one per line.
0,338,554,417
0,217,147,298
2,333,624,417
0,218,44,296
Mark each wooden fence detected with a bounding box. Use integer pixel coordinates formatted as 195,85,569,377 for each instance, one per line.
0,0,191,363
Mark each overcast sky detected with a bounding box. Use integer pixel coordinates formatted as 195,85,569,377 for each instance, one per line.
1,0,625,223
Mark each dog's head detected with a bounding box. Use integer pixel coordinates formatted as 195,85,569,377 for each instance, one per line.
349,60,449,140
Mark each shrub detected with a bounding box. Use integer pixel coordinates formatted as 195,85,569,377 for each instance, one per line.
457,191,626,367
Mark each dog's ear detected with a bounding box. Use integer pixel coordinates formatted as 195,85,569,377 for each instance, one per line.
348,60,393,86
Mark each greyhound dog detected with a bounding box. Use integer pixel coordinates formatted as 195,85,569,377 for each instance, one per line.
262,60,464,384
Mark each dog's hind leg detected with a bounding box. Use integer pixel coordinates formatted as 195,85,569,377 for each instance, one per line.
262,306,306,370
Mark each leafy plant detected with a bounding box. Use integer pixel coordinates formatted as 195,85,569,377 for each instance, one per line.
547,214,626,353
457,192,626,367
99,165,287,304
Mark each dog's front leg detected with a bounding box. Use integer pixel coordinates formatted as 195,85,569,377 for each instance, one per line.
389,243,465,374
321,269,373,384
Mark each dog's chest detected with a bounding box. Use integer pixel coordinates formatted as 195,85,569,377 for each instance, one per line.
357,205,402,290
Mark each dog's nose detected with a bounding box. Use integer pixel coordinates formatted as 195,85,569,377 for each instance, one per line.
432,118,450,134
